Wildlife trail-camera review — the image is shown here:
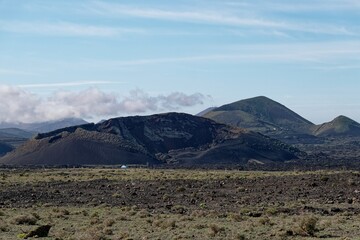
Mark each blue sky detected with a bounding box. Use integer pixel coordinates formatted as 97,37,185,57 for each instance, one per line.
0,0,359,123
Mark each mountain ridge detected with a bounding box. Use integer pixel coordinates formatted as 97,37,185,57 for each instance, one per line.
313,115,360,137
0,112,298,166
0,117,88,133
202,96,315,142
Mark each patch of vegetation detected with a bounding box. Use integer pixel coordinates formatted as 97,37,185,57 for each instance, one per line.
0,169,359,239
11,215,37,225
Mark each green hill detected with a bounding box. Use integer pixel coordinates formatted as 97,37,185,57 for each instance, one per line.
313,115,360,137
202,96,314,137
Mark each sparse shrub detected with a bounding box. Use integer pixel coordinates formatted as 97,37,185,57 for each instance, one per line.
265,207,278,216
0,219,9,232
320,176,329,182
194,224,207,229
61,209,70,215
199,203,207,209
52,208,70,219
103,227,113,235
75,230,107,240
112,193,121,198
104,218,115,227
127,210,137,216
12,215,37,225
153,219,176,229
239,207,252,215
137,209,151,218
165,219,176,229
348,178,356,186
116,215,129,221
91,212,99,218
162,194,170,201
17,233,27,239
115,232,130,239
171,205,187,214
90,217,101,225
31,212,41,220
191,210,208,218
234,233,247,240
208,223,225,237
248,212,262,218
284,230,294,236
176,186,186,192
228,213,243,222
258,216,272,225
293,216,318,236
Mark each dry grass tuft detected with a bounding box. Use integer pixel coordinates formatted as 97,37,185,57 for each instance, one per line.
208,223,225,237
11,215,37,225
0,219,9,232
103,218,115,227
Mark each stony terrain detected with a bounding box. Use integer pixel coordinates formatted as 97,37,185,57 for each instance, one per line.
0,169,360,239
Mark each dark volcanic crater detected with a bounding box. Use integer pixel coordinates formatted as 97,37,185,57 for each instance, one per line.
0,113,299,166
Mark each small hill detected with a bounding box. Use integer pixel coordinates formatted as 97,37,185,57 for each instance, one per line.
202,96,316,143
0,128,35,139
0,113,298,166
313,115,360,137
0,128,35,148
30,118,89,133
0,142,14,157
0,118,88,133
196,107,217,116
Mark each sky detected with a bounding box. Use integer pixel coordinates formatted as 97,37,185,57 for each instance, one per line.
0,0,359,124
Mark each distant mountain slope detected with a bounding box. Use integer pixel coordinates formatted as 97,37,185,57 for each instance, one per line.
30,118,89,133
0,118,88,133
196,107,217,116
313,115,360,137
0,128,35,148
202,96,317,143
0,128,35,139
0,142,14,157
0,113,298,166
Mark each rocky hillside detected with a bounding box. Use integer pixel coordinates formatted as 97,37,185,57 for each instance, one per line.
0,113,299,166
313,115,360,137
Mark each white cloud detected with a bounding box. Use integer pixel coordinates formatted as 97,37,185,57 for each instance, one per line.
89,2,358,36
19,81,120,88
0,21,144,37
91,2,285,28
0,86,207,123
77,41,360,67
0,85,42,123
246,0,360,12
0,68,35,76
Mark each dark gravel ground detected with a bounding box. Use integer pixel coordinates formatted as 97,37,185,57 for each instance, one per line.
1,171,360,215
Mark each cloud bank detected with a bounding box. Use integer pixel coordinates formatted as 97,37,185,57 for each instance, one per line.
0,86,206,123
